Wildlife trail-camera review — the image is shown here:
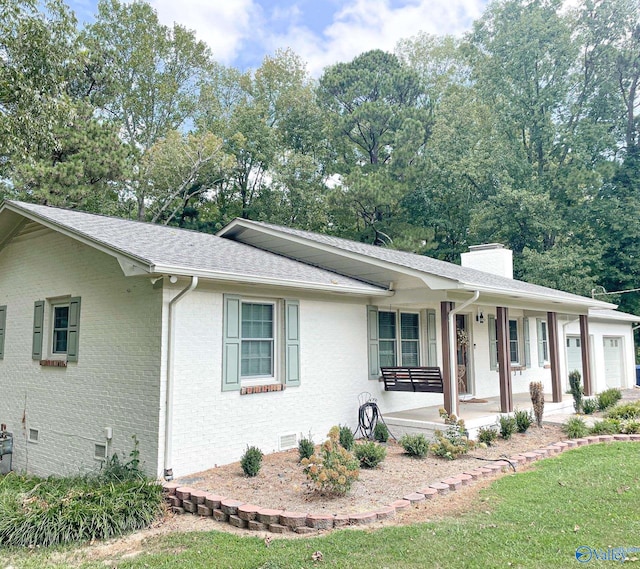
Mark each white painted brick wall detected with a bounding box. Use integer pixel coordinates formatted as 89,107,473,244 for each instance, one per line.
0,229,162,477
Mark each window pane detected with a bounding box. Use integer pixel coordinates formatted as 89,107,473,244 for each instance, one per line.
53,330,67,353
240,302,274,377
54,306,69,329
242,303,273,339
379,340,396,367
509,320,519,363
400,313,419,340
241,340,273,376
378,311,396,340
401,341,419,366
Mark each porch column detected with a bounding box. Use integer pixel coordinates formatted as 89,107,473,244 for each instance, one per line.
440,301,455,416
496,306,513,413
547,311,562,402
579,315,593,396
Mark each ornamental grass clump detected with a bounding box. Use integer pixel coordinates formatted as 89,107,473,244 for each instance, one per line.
298,432,315,462
563,416,589,439
301,427,360,496
606,400,640,420
354,441,387,468
514,408,533,433
529,381,545,427
597,388,622,411
429,408,474,460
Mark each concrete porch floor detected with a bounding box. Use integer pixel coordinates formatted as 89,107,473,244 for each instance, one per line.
383,391,575,440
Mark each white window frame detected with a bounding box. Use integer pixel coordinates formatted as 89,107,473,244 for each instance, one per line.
239,299,278,382
509,319,520,366
378,309,421,367
539,320,549,363
47,298,71,360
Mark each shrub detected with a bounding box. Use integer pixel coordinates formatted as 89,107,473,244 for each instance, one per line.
298,433,315,462
529,381,545,427
498,415,517,440
589,419,620,435
562,416,589,439
354,441,387,468
582,398,598,415
430,409,475,460
606,401,640,420
568,370,583,414
301,427,360,496
597,388,622,411
338,425,354,451
620,420,640,434
240,446,263,477
373,422,389,443
514,408,533,433
101,435,144,483
399,433,430,458
477,425,499,446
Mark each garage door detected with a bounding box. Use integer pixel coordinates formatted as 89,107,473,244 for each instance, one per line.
603,337,623,388
566,336,583,378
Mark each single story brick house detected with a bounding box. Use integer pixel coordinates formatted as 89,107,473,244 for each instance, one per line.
0,201,636,478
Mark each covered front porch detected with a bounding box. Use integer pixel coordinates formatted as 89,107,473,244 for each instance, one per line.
383,391,574,440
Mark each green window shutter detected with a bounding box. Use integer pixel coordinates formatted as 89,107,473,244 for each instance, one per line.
32,300,44,360
488,314,497,371
0,305,6,360
222,294,241,391
284,299,300,387
523,317,530,368
66,297,81,362
426,309,437,366
367,305,379,380
536,319,545,367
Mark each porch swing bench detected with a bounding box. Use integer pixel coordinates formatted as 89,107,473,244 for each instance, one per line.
380,366,445,393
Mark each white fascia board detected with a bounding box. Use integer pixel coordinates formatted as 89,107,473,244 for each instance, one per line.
150,264,392,296
458,283,616,311
221,220,457,289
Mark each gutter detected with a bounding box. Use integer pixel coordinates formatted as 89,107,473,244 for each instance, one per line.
448,290,480,418
163,276,199,480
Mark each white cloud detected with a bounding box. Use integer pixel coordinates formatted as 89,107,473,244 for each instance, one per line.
148,0,259,64
263,0,487,76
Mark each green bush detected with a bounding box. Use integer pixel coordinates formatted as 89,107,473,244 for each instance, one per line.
582,398,598,415
338,425,354,451
298,433,315,462
477,426,499,446
101,435,144,483
563,416,589,439
597,388,622,411
400,433,430,458
514,409,533,433
430,409,475,460
606,400,640,420
301,427,360,496
373,422,389,443
354,441,387,468
568,370,583,414
0,472,162,547
498,415,517,440
240,446,263,477
619,419,640,434
589,420,620,435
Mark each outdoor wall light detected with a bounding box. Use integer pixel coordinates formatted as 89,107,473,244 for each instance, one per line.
476,311,485,324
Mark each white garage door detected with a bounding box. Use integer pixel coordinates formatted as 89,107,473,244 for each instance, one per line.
603,337,623,388
566,336,583,378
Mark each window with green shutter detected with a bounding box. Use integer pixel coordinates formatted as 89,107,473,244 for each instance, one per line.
488,314,497,370
32,297,81,362
374,308,422,370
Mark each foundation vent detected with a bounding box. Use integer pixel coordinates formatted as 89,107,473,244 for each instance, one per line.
279,433,297,451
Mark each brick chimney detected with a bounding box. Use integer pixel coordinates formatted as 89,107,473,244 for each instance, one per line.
460,244,513,279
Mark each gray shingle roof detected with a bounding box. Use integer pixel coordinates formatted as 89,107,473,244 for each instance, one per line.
2,201,386,294
228,219,614,308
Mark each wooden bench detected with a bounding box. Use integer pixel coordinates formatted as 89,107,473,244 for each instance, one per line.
380,366,445,393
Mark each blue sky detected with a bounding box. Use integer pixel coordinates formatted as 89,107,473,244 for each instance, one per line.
67,0,489,76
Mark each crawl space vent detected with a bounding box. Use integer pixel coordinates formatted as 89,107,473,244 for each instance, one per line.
279,433,297,451
28,428,39,442
94,443,107,460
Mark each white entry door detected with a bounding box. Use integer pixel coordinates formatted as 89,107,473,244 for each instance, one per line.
603,337,624,388
566,336,583,378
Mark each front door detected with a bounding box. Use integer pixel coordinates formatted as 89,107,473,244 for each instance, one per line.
456,314,473,395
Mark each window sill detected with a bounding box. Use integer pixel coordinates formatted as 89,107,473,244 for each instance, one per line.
240,384,285,395
39,359,67,368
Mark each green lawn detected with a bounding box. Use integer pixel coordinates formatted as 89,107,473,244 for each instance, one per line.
3,443,640,569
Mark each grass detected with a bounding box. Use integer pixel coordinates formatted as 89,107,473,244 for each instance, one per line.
3,443,640,568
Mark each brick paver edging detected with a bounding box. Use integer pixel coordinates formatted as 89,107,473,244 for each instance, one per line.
163,436,640,534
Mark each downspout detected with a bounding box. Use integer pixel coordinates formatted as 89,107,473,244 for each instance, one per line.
163,276,199,480
448,290,480,418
